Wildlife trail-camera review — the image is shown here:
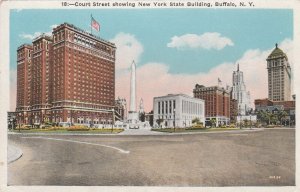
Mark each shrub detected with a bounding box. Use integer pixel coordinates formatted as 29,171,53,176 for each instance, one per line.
41,124,52,129
67,125,89,131
266,125,276,128
18,125,31,130
67,129,89,131
191,124,205,129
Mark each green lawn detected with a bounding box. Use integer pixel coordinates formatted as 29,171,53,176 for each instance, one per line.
151,127,240,133
10,128,124,134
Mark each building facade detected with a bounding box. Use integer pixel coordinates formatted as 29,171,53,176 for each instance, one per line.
267,44,291,101
31,34,53,124
16,23,116,127
230,97,238,123
255,98,295,126
193,84,230,126
114,98,127,121
16,44,33,124
153,94,205,128
232,64,251,115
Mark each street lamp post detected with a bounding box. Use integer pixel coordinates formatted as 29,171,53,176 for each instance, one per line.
111,109,115,133
238,106,241,129
250,114,252,130
249,108,253,130
18,119,20,132
173,108,176,133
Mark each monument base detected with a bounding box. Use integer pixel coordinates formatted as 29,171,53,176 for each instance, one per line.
118,111,150,129
127,111,139,124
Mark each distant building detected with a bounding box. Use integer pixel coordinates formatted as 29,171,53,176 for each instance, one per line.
267,44,291,101
145,111,154,127
255,98,295,125
7,112,17,129
153,94,205,128
139,98,144,114
230,97,238,123
115,98,127,121
193,84,230,126
138,98,145,122
231,64,251,115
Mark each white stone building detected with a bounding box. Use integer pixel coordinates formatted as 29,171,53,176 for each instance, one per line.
232,64,251,115
153,94,205,128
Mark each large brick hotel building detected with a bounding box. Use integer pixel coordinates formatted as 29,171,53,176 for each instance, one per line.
193,84,230,126
16,23,116,126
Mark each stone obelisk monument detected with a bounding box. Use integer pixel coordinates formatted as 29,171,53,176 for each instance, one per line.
127,61,139,124
130,60,136,112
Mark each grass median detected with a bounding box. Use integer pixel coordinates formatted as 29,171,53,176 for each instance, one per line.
11,127,124,134
151,127,240,133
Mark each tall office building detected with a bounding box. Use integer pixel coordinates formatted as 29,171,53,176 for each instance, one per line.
193,84,230,126
16,44,33,124
16,23,117,126
267,44,291,101
231,64,251,115
31,34,53,123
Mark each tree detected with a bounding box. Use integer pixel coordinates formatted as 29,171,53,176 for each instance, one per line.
192,117,200,124
278,110,288,125
210,118,217,127
156,118,164,128
139,112,145,122
265,111,272,125
149,110,154,127
258,110,272,125
243,119,249,127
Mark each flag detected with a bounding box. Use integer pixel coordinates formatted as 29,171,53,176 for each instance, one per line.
218,78,222,87
91,16,100,31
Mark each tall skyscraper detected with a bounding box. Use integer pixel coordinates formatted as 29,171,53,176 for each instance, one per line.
267,43,291,101
231,63,251,115
16,23,116,126
31,34,52,123
16,44,33,124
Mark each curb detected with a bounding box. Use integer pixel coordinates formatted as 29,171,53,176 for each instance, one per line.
8,128,264,136
8,145,23,164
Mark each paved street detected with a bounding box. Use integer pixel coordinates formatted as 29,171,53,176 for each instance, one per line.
8,128,295,186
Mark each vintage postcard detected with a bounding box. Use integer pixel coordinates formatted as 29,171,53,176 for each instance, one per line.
0,0,299,191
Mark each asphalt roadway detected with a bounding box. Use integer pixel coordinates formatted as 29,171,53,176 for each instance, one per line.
8,128,295,186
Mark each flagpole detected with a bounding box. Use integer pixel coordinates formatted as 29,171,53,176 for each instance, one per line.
91,14,92,35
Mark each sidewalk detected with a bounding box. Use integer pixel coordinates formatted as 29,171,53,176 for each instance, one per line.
118,128,162,135
8,145,23,164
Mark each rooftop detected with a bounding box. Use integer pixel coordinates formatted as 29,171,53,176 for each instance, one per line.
267,43,287,60
54,22,116,48
17,44,33,50
194,84,230,93
32,33,53,43
154,93,205,102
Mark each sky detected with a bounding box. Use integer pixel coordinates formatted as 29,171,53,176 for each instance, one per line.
10,9,293,112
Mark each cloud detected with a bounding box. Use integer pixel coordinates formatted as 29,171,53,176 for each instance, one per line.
50,24,58,29
19,24,56,40
167,32,234,50
19,32,43,40
116,38,293,112
110,32,144,70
